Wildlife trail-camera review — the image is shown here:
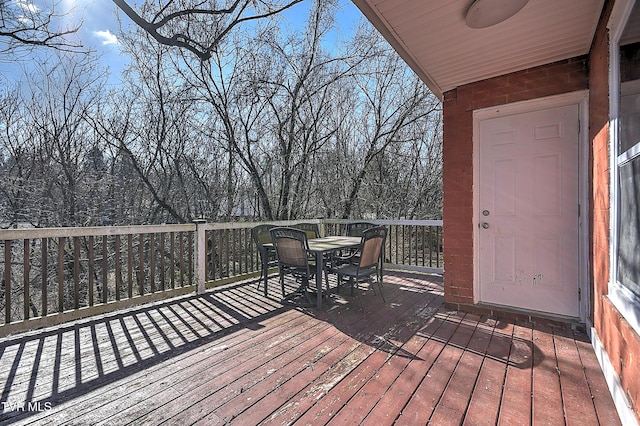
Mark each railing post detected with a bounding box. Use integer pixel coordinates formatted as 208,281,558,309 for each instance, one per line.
194,220,207,294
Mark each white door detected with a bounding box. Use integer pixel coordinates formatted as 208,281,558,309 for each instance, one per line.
478,104,580,317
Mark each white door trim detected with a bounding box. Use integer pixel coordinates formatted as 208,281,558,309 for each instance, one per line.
472,90,590,322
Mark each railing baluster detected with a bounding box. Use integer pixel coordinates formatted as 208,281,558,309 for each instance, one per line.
150,233,156,293
115,235,121,301
403,225,407,266
58,237,64,313
394,225,398,265
421,226,425,267
188,232,193,286
213,230,218,280
160,233,166,291
211,230,216,280
430,226,434,267
243,229,248,275
416,226,419,266
251,228,255,273
73,237,80,310
424,225,428,266
179,232,185,287
128,234,134,298
218,230,223,279
204,230,209,280
24,239,30,321
138,233,145,296
102,235,108,304
238,228,243,275
88,236,94,307
436,227,441,268
225,228,230,278
42,238,48,317
232,228,237,276
4,240,11,324
170,232,175,289
194,222,206,294
409,225,413,266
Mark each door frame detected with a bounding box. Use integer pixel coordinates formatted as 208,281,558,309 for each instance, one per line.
472,91,590,322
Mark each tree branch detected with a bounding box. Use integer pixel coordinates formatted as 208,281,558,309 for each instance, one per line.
113,0,303,60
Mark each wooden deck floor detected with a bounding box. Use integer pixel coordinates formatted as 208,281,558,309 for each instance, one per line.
0,271,621,425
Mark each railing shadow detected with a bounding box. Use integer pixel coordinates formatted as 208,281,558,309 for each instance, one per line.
301,270,448,361
0,270,548,424
414,314,544,370
302,270,543,371
0,278,290,423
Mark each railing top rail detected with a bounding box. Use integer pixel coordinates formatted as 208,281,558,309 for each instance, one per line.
321,219,443,226
0,218,442,240
0,223,196,240
201,219,322,231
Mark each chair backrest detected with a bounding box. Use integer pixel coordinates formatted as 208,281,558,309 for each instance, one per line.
292,222,320,239
251,224,276,248
270,227,310,269
357,226,387,270
346,222,376,237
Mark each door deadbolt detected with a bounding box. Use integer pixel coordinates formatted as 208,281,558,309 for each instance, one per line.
482,210,490,216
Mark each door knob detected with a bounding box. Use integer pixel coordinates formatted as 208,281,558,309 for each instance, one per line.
481,222,490,229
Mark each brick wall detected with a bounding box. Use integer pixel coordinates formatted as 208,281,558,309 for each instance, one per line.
442,0,639,420
442,58,589,307
590,0,640,420
590,0,612,326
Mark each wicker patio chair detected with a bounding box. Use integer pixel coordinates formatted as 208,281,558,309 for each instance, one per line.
345,222,376,237
270,227,321,305
292,222,320,239
332,225,387,311
251,224,277,295
333,221,377,266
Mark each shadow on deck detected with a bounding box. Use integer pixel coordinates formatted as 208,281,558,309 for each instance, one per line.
0,271,621,425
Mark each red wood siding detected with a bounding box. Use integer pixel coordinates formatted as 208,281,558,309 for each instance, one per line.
442,58,589,308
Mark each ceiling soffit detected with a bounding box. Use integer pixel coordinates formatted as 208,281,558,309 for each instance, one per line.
352,0,605,99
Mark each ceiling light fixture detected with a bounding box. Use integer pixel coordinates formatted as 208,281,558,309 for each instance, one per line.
465,0,529,29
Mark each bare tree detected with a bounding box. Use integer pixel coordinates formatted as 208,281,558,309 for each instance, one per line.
113,0,303,60
226,0,367,220
0,0,444,228
0,88,40,227
24,53,107,226
113,30,231,223
0,0,83,57
335,27,441,219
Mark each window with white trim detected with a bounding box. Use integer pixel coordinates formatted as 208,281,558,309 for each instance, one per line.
611,0,640,333
617,4,640,298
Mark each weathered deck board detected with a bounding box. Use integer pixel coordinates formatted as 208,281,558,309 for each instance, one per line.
0,271,622,425
555,326,602,425
574,333,624,424
498,323,533,425
362,313,449,424
532,323,565,425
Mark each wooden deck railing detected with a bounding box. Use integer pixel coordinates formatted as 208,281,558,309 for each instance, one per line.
323,220,443,272
0,219,442,335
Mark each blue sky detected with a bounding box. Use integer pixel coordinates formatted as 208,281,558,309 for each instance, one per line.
0,0,363,85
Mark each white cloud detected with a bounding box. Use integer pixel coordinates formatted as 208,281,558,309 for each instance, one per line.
94,30,119,46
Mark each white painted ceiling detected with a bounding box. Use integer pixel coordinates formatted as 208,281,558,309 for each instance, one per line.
351,0,605,98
